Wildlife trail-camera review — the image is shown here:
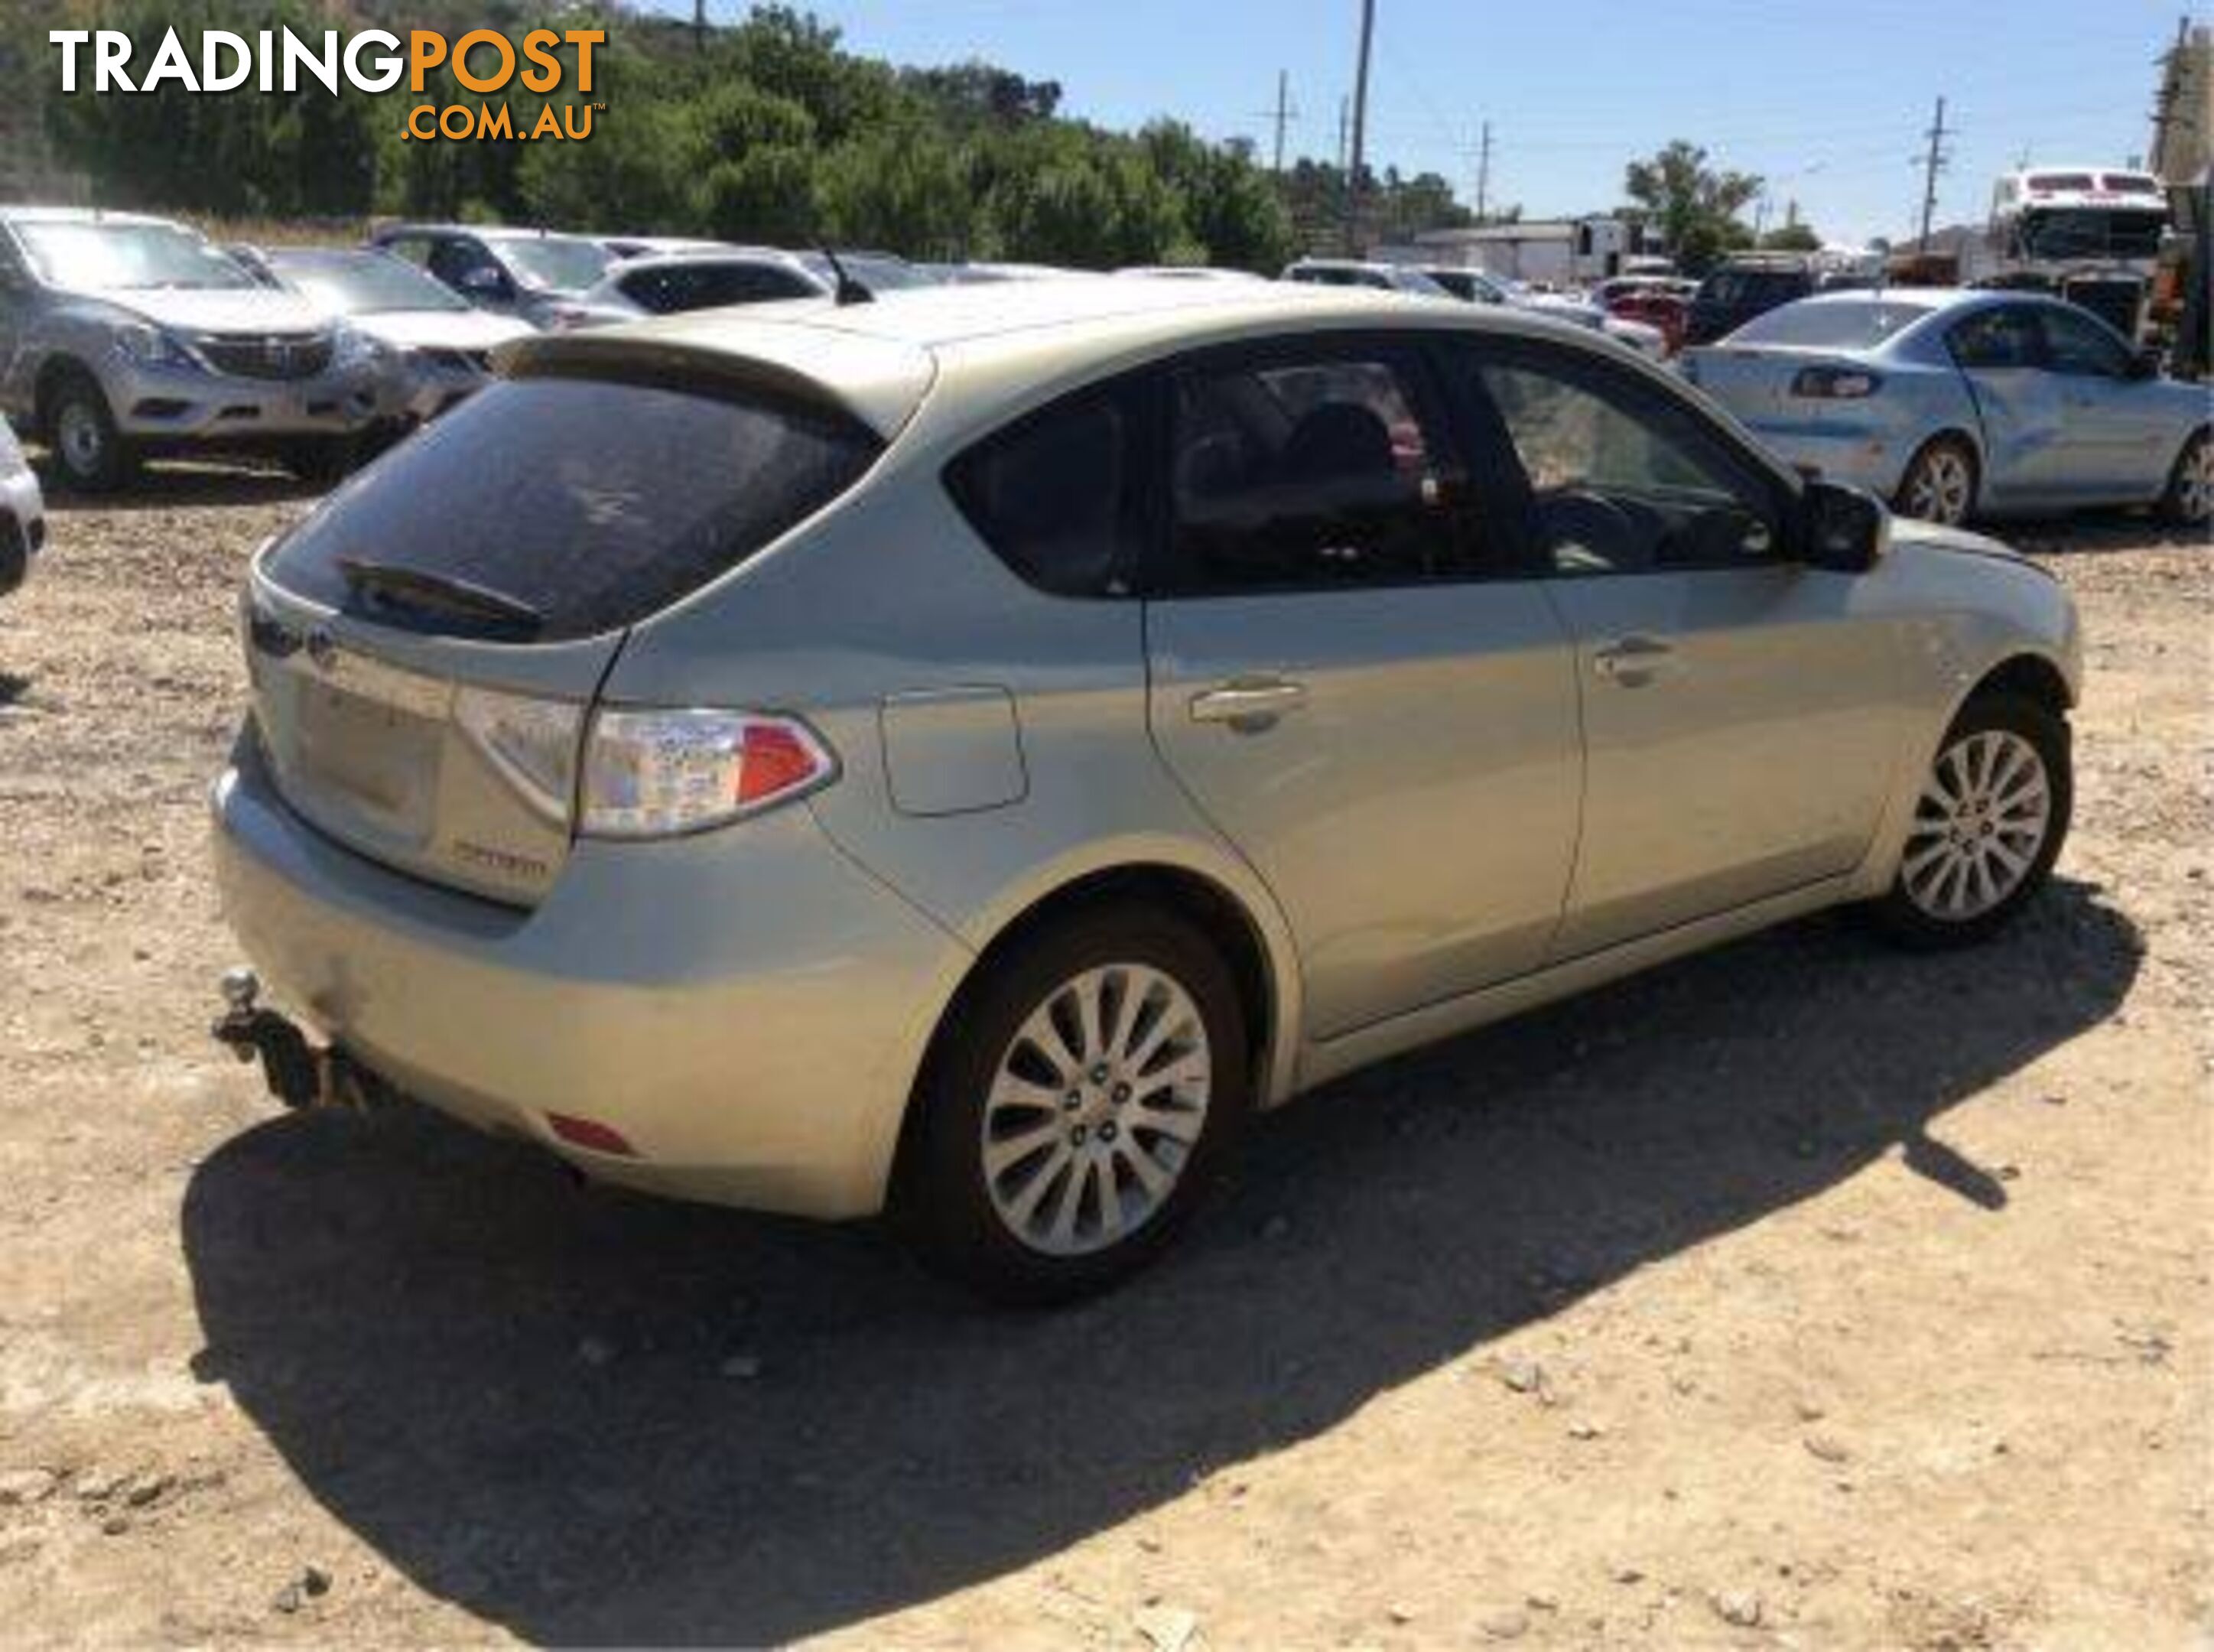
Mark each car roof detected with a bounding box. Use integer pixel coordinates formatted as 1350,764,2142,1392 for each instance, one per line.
0,206,184,229
607,249,818,272
509,275,1656,442
375,223,599,242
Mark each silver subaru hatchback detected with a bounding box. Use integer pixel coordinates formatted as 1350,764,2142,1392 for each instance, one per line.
212,279,2081,1299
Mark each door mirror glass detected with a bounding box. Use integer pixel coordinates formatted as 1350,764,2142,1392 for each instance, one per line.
1799,480,1888,573
2128,346,2162,380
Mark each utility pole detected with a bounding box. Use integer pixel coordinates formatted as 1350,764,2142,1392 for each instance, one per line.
1474,119,1493,223
1916,95,1952,253
1345,0,1376,255
1269,70,1292,174
693,0,707,54
2149,15,2191,179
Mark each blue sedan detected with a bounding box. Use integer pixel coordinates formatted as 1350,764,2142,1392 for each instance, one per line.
1682,288,2212,527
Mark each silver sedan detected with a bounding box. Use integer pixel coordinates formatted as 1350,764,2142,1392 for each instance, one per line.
212,280,2082,1300
1683,288,2212,527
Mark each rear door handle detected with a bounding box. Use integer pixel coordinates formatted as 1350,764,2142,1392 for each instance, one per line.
1592,636,1679,685
1190,677,1309,727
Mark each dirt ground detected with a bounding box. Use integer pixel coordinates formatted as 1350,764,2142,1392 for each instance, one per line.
0,460,2206,1650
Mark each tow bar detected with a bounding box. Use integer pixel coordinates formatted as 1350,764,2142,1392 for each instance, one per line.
211,967,392,1112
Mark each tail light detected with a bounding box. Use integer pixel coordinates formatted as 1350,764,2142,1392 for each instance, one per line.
580,708,837,838
1791,366,1882,399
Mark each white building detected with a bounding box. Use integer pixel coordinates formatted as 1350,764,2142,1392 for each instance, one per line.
1383,216,1664,286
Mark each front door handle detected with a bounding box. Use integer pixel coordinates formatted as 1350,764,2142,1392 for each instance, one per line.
1190,676,1309,727
1592,636,1679,685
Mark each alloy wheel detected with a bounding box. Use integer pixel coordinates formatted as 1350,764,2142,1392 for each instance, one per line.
1900,728,2051,922
1905,447,1974,525
980,963,1211,1257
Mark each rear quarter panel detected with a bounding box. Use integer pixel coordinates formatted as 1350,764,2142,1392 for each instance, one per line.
597,455,1311,1106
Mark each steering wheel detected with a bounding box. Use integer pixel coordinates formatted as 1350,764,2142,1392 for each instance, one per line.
1534,489,1647,574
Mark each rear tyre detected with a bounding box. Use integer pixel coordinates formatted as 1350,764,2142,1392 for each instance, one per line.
894,905,1250,1304
2156,428,2211,527
1868,692,2071,950
45,369,135,494
1894,435,1978,527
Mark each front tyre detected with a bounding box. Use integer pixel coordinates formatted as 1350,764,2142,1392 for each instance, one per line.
895,906,1250,1304
47,369,135,494
1871,693,2071,949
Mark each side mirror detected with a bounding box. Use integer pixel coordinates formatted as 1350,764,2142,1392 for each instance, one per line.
457,265,509,301
2128,346,2162,380
1799,479,1889,574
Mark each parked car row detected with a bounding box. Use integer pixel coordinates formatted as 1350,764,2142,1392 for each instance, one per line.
3,205,2203,537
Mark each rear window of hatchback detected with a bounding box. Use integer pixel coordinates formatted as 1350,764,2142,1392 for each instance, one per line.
265,372,883,641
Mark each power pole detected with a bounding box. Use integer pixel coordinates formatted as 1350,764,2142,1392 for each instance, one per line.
1474,119,1493,223
1916,95,1952,253
693,0,707,54
1346,0,1377,255
2149,15,2191,180
1270,70,1292,174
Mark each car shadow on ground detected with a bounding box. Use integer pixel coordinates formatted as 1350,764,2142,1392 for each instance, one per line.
181,881,2140,1644
28,452,327,513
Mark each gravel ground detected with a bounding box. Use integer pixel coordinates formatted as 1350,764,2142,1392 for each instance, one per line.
0,460,2207,1648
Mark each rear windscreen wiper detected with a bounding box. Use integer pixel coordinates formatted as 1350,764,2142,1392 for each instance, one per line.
334,555,545,636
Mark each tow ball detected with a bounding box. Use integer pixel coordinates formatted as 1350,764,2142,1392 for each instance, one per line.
211,967,388,1111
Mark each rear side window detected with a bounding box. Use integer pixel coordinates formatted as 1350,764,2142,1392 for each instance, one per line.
1162,346,1479,593
266,376,882,640
944,383,1145,597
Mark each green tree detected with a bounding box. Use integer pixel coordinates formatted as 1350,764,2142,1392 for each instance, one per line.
1624,140,1761,275
1759,220,1822,252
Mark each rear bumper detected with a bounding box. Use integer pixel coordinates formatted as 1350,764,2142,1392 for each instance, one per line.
210,739,967,1219
109,358,377,442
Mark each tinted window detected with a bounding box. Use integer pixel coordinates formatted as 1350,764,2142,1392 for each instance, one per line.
617,262,815,315
267,376,882,640
1949,306,2045,369
427,237,502,292
1162,347,1478,593
2040,305,2133,376
945,384,1143,597
1699,268,1811,307
1455,343,1780,575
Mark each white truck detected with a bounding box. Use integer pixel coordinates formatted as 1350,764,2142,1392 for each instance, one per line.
1980,165,2171,340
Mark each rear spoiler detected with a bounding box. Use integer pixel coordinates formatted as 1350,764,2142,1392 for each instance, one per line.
495,327,934,441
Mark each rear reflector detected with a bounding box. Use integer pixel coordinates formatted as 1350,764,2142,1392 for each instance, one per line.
547,1112,638,1156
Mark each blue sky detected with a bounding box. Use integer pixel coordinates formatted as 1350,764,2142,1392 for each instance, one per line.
652,0,2191,243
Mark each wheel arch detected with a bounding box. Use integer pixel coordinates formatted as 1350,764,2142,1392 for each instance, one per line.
889,857,1298,1205
1897,424,1985,502
1967,651,2075,717
32,353,99,437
